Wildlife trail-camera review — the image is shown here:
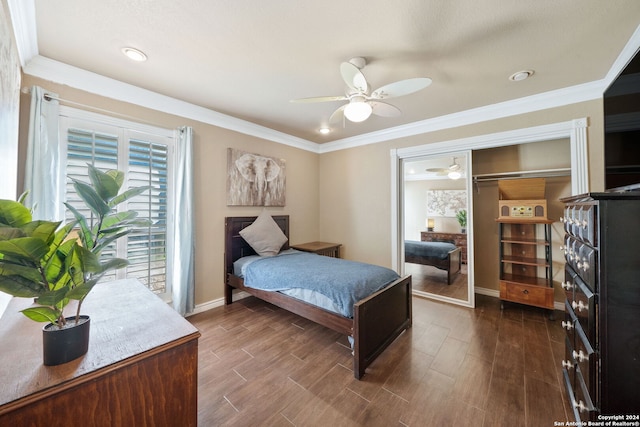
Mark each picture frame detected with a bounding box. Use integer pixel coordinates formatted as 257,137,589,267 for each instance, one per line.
426,189,467,217
226,148,286,206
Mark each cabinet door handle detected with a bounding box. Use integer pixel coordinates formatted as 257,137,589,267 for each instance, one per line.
576,260,589,271
573,399,589,413
572,349,589,362
562,359,574,370
571,301,587,312
561,321,573,330
522,289,529,295
561,281,573,291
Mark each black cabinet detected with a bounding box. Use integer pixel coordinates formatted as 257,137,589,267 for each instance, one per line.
560,192,640,421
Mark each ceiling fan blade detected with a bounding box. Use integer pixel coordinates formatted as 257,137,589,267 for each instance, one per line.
329,105,346,124
290,95,347,103
426,167,447,173
370,77,432,99
370,101,401,117
340,62,368,93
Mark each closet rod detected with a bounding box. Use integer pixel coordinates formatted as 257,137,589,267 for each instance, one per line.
473,167,571,183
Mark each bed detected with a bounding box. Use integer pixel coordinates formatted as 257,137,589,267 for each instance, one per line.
224,214,412,379
404,240,461,285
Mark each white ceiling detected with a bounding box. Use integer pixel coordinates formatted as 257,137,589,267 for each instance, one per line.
9,1,640,146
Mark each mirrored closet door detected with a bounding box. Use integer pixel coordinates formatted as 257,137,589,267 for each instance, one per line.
399,150,474,307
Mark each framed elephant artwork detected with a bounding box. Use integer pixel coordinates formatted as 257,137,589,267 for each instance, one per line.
227,148,286,206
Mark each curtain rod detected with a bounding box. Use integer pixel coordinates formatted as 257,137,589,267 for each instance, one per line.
21,86,168,129
473,168,571,183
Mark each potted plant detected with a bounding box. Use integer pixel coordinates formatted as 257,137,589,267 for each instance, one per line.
0,164,149,365
456,209,467,233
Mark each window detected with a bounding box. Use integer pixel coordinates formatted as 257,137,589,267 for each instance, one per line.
60,108,175,300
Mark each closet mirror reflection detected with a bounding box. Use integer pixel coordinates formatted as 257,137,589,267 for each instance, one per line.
402,151,473,307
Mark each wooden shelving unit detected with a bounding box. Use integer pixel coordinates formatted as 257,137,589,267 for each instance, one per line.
497,218,554,318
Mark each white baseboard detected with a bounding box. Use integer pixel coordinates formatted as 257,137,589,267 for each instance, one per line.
474,286,500,298
187,291,251,317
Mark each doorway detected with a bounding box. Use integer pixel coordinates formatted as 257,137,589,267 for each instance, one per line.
390,118,590,308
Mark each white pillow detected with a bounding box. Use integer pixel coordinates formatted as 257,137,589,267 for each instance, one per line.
239,211,288,257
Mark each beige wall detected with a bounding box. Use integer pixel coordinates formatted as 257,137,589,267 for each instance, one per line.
16,76,605,307
319,100,604,302
18,75,320,307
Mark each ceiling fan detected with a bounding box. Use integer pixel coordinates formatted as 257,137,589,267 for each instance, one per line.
290,57,432,124
426,157,463,180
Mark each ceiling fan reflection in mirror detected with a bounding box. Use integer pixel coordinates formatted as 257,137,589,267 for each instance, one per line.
426,157,463,180
290,57,432,124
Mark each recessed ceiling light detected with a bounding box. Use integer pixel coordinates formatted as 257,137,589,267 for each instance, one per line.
509,70,534,81
319,127,331,135
122,47,147,62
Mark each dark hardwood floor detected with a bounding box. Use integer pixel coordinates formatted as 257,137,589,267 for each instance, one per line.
189,293,568,426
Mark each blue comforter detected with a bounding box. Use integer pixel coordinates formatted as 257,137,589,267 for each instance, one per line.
405,240,457,260
242,251,400,318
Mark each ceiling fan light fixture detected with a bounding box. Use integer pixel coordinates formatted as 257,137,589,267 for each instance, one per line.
344,99,372,122
448,170,462,180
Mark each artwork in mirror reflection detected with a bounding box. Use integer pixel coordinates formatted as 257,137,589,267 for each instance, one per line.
403,153,470,305
426,189,467,217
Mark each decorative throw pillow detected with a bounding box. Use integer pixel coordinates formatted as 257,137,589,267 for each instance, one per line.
239,211,288,257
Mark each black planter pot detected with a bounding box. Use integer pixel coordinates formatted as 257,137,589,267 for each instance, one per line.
42,315,90,366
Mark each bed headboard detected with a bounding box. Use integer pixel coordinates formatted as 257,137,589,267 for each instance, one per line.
224,215,290,279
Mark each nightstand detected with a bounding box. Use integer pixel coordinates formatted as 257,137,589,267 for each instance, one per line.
290,241,341,258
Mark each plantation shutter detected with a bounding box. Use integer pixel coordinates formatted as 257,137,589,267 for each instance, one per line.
61,112,174,300
65,127,120,282
126,139,169,293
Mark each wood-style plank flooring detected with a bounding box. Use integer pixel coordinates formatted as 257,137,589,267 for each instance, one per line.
189,292,568,426
406,262,468,301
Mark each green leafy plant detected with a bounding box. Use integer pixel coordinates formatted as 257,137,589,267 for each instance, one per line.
456,209,467,228
0,165,149,328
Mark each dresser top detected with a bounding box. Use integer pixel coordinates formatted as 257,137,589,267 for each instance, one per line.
0,279,200,408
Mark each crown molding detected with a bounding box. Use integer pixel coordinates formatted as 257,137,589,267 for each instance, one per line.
21,54,605,156
23,56,319,153
602,23,640,87
6,0,37,67
318,80,604,153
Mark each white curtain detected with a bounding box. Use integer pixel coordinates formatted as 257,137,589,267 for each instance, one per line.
170,126,195,316
24,86,63,221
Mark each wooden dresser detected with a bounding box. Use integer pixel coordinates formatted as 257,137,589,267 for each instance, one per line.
421,231,467,263
0,279,201,427
560,192,640,421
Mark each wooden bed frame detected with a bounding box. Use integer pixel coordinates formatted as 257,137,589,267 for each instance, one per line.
224,215,412,379
405,241,462,285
